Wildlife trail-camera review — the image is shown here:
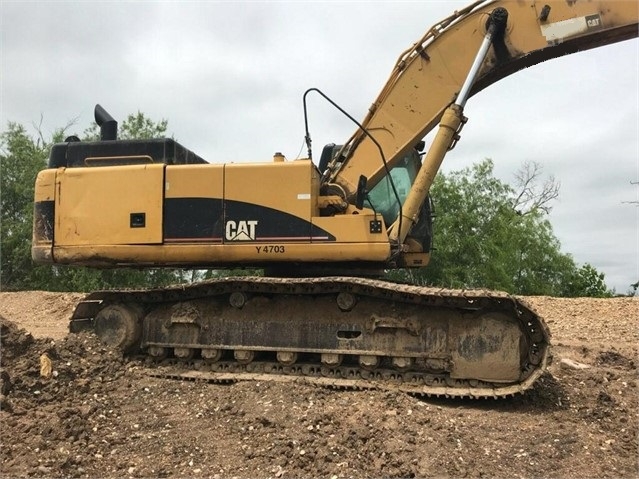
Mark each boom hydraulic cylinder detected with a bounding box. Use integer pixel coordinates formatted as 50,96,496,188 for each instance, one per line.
388,8,508,246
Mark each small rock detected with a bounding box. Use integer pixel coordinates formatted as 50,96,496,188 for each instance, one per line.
0,394,12,412
559,358,591,370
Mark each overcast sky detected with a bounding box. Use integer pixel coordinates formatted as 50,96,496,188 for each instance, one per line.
1,1,637,293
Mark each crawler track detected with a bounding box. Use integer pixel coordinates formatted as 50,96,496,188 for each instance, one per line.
70,277,551,399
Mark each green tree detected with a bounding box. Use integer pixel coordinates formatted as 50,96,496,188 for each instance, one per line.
1,113,181,292
562,263,613,298
388,159,610,297
1,123,60,289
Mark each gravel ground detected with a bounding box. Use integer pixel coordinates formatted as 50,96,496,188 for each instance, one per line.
0,292,637,478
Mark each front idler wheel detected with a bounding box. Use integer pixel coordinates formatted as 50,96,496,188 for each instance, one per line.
94,303,142,352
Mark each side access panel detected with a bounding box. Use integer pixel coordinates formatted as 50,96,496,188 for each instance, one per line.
223,161,319,242
55,164,164,246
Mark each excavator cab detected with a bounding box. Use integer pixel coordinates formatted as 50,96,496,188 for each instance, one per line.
365,149,433,256
365,150,420,227
319,141,423,229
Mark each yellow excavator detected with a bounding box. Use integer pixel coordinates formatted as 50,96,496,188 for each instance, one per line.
33,0,638,398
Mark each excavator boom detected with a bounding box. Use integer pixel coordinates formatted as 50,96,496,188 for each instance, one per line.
328,0,638,202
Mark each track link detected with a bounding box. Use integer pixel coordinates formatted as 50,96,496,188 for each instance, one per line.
70,276,551,399
143,358,542,399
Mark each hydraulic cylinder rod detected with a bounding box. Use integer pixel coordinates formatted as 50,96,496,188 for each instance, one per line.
456,7,508,108
388,8,507,247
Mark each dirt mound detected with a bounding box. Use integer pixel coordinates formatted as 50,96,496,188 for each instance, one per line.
1,314,35,361
596,350,635,369
0,291,84,340
0,315,133,476
0,292,637,478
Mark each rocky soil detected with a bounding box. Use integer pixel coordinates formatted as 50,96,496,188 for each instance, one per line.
0,292,637,478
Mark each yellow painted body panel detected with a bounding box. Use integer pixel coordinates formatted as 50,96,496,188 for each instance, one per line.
34,170,55,202
165,164,223,199
312,214,385,244
42,159,391,266
50,242,390,266
55,164,164,246
224,160,319,218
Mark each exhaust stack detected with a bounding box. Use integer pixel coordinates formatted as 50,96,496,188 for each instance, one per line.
94,104,118,141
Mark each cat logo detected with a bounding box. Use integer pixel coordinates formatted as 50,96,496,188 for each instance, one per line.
585,14,602,30
225,220,258,241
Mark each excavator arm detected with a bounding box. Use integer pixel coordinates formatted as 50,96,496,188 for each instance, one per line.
326,0,638,208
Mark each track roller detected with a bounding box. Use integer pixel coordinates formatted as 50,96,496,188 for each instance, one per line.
321,353,343,367
174,347,194,360
229,292,248,309
201,348,222,361
147,346,168,359
276,351,298,365
234,350,255,364
391,356,413,371
336,292,357,311
359,355,379,370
